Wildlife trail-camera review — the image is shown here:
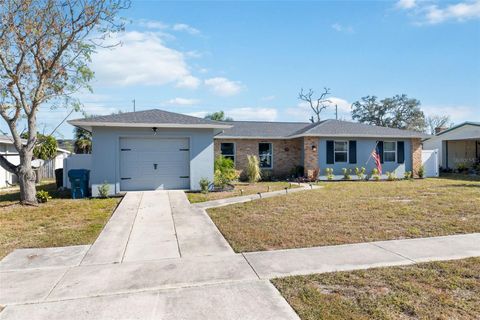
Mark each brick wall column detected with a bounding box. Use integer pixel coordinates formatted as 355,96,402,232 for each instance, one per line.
411,138,422,178
303,137,319,179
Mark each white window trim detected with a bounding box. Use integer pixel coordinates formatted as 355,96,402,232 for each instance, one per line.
259,142,273,169
220,142,236,164
334,140,349,163
383,141,397,163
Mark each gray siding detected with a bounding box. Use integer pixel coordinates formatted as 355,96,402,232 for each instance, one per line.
318,138,412,178
91,127,215,196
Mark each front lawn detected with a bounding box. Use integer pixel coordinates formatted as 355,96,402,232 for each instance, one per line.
0,182,120,259
208,175,480,252
273,257,480,320
186,181,298,203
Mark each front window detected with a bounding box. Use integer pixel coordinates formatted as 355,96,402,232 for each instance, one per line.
334,141,348,163
259,143,272,168
220,143,235,163
384,141,396,162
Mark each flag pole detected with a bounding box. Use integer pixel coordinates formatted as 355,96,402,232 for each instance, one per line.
365,140,379,165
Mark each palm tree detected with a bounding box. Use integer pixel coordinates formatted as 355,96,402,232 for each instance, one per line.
74,127,92,154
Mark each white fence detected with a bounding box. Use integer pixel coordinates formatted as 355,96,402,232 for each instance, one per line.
422,149,439,177
63,154,92,188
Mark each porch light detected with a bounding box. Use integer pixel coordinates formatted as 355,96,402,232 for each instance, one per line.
311,145,317,152
152,127,158,135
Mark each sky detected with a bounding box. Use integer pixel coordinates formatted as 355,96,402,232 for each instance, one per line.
3,0,480,138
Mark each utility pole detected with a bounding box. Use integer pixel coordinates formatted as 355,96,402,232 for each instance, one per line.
132,99,136,112
335,104,338,120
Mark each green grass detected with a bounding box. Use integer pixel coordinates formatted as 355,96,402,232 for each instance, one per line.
208,174,480,252
273,257,480,320
0,182,120,259
186,181,299,203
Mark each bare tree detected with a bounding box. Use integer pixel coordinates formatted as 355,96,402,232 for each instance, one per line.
298,88,331,123
425,115,452,135
0,0,128,204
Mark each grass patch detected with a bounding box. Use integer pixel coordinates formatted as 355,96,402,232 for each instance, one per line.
186,181,298,203
208,175,480,252
272,257,480,320
0,182,120,259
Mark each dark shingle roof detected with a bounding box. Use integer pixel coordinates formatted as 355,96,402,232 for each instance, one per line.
217,121,310,138
293,119,430,138
216,119,429,139
68,109,231,130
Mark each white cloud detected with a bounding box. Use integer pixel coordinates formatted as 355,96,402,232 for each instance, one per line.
396,0,416,9
172,23,200,35
397,0,480,24
226,107,278,121
204,77,243,96
422,105,480,123
185,111,208,118
164,97,200,106
92,31,199,88
331,23,354,33
260,95,276,101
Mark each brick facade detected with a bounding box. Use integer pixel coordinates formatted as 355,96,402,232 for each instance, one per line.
303,136,320,179
411,138,422,178
214,138,303,178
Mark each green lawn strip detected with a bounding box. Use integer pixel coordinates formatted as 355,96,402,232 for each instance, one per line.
272,257,480,320
208,175,480,252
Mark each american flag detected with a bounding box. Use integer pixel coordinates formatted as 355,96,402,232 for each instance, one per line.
371,144,382,175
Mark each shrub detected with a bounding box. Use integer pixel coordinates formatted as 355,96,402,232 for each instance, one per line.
355,167,366,180
261,169,273,182
404,171,412,180
289,165,304,178
456,163,468,173
418,165,425,179
97,181,110,198
199,177,210,194
214,156,238,188
246,155,261,183
371,168,380,181
342,168,352,180
36,190,52,203
325,168,334,180
386,171,397,181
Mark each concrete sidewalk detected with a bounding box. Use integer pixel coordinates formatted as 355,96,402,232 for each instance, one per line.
243,233,480,279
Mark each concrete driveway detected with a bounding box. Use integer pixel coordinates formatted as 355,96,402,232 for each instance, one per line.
0,191,299,320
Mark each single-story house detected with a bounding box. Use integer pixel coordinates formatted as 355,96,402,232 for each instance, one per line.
68,109,428,196
0,134,70,187
423,122,480,170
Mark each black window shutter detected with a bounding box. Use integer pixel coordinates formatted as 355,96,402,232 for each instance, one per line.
326,140,334,164
377,141,384,163
349,141,357,164
397,141,405,164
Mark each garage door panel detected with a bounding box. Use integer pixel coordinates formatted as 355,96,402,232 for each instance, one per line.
120,138,190,191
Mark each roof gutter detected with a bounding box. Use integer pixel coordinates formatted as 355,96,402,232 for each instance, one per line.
68,120,232,131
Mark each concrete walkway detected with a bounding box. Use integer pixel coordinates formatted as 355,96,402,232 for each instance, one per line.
194,183,320,209
1,188,479,319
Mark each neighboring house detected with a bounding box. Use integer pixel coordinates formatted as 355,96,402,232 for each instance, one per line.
0,134,70,187
423,122,480,170
215,119,429,179
0,134,20,188
68,109,428,196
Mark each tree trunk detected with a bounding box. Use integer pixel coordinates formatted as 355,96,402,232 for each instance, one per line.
17,150,37,205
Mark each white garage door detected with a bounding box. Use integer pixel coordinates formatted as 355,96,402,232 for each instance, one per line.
120,137,190,191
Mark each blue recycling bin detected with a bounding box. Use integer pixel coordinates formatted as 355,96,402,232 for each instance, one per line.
68,169,90,199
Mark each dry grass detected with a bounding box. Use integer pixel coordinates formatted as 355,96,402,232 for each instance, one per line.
273,257,480,320
208,174,480,252
0,182,120,259
186,181,298,203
